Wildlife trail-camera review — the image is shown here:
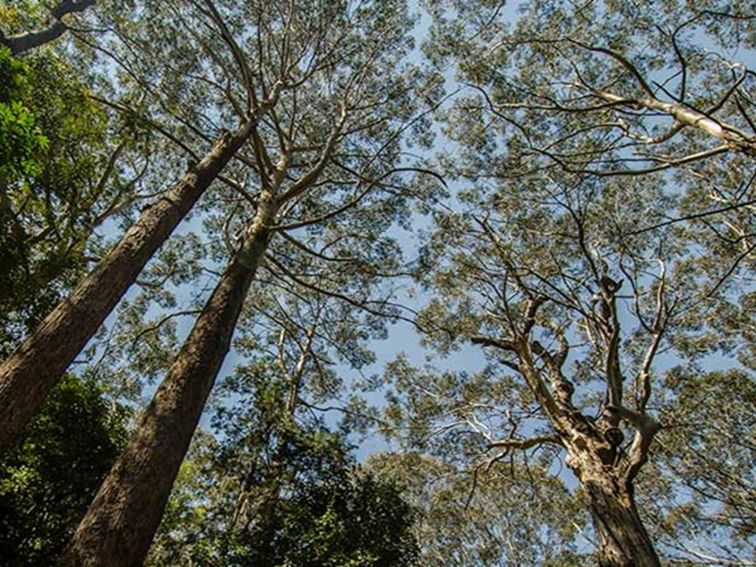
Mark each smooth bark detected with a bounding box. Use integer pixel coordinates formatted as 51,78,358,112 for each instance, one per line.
0,121,254,455
60,193,277,567
594,90,756,156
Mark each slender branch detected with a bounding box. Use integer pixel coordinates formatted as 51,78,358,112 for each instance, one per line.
488,434,563,450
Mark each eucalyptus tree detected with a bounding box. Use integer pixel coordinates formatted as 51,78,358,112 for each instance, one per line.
0,0,292,454
426,0,755,288
428,0,755,174
0,0,96,54
63,1,432,563
389,2,754,563
381,166,755,564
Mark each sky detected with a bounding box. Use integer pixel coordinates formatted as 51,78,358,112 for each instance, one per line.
73,0,754,542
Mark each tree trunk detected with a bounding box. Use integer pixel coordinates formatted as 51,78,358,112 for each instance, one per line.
0,122,253,455
578,464,660,566
60,195,276,567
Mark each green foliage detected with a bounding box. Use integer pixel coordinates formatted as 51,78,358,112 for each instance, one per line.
0,375,129,565
368,452,590,566
0,46,46,182
148,363,418,566
0,1,752,563
0,46,145,355
637,368,756,561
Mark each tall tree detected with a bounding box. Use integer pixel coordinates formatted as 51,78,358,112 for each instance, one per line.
382,170,752,564
0,0,290,453
63,1,429,563
381,2,754,564
148,360,418,566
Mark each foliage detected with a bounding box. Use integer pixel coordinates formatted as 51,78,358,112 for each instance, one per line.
0,45,149,355
637,368,756,562
0,375,129,565
0,46,46,182
0,0,753,564
147,362,418,566
368,452,590,566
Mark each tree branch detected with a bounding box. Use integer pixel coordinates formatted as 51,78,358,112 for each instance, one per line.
2,0,96,55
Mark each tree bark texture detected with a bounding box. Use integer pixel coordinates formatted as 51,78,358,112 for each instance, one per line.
60,195,276,567
586,477,659,567
0,124,253,455
566,436,661,567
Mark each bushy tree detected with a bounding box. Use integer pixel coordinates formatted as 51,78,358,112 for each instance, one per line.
0,375,128,565
148,362,418,567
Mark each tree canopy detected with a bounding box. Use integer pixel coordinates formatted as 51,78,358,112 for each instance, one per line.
0,1,753,565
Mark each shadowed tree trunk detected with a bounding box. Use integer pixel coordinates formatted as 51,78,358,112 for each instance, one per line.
60,191,278,567
565,435,661,567
0,120,257,455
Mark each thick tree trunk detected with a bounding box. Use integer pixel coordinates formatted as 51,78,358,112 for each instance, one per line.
585,476,659,567
567,441,660,567
0,123,253,455
60,196,276,567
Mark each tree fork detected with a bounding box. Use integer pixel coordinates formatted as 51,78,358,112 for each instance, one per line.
0,120,255,455
0,0,97,55
60,195,277,567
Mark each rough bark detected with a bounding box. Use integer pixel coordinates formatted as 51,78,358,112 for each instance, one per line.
585,477,660,567
0,0,96,55
565,436,661,567
0,122,254,455
60,194,277,567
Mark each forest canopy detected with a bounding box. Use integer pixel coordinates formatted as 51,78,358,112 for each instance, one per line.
0,1,753,566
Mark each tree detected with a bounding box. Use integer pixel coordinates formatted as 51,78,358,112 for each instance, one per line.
379,159,754,564
376,2,754,564
0,374,128,565
147,363,418,567
367,452,589,566
0,0,287,454
63,1,430,563
0,46,152,357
